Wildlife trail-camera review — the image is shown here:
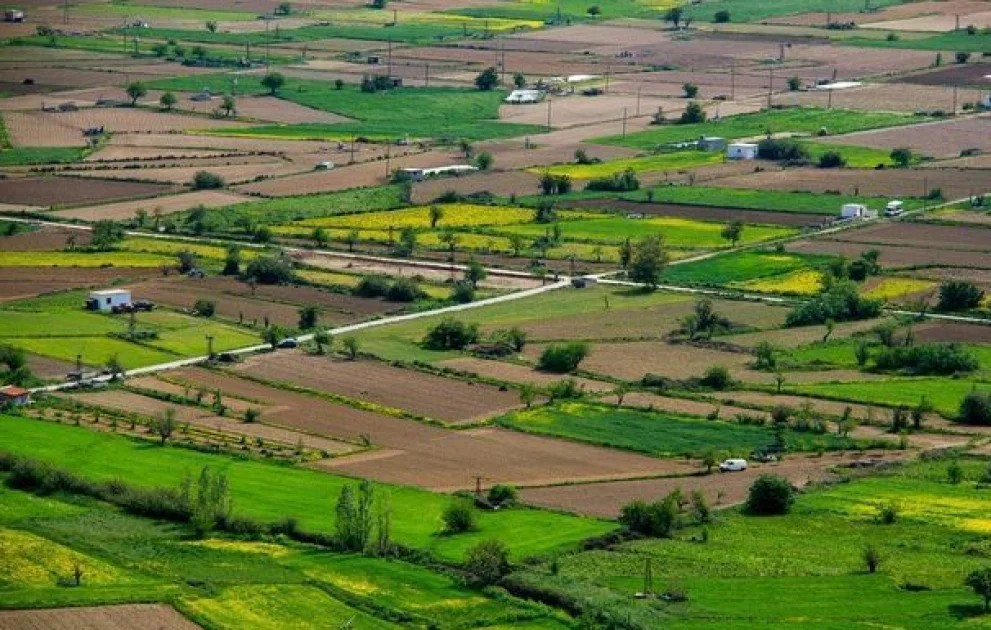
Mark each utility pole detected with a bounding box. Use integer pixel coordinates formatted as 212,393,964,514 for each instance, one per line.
385,143,391,178
387,38,393,78
350,134,356,164
952,86,958,115
622,107,627,138
63,0,68,24
604,62,611,93
827,86,833,109
424,62,429,87
636,85,642,116
546,98,552,130
206,335,215,359
767,66,774,110
265,17,271,70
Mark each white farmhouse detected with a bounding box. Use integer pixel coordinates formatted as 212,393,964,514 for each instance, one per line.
726,143,758,160
86,289,131,312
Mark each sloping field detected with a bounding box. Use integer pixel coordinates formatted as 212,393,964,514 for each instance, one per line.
822,221,991,253
0,177,170,206
52,190,252,221
0,225,90,251
566,199,823,227
788,239,991,269
0,605,203,630
820,116,991,159
0,267,159,302
233,353,523,424
61,161,300,185
438,357,614,392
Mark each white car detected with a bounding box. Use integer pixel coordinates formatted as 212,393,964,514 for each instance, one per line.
719,458,748,472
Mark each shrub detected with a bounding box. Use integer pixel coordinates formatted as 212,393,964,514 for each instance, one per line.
744,474,794,515
757,139,810,162
873,342,978,375
700,365,732,390
547,378,584,401
955,51,972,64
538,342,589,373
890,147,913,167
960,392,991,426
464,539,510,586
442,498,477,533
785,282,882,327
713,9,730,22
679,101,706,124
423,318,479,350
450,280,475,304
354,275,390,298
876,501,898,524
937,281,984,312
585,168,639,192
818,151,846,168
619,493,680,537
863,545,881,573
948,461,965,484
192,299,215,317
243,256,295,285
385,277,423,302
487,484,518,506
192,170,225,190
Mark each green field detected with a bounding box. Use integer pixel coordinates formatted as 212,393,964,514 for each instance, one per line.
450,0,675,21
512,458,991,628
498,402,867,458
660,251,833,286
594,108,927,151
9,37,290,65
684,0,910,23
0,484,563,628
534,151,723,179
846,31,991,53
119,22,475,45
793,377,991,417
0,147,87,166
0,415,613,562
149,74,543,141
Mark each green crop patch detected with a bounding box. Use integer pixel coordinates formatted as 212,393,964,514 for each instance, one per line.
845,31,991,53
793,377,991,417
684,0,909,23
593,108,926,151
660,251,833,286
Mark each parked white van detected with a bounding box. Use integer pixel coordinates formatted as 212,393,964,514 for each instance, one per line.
884,200,904,217
719,459,748,472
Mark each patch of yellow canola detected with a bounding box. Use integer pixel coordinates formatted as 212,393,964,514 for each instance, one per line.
186,539,291,557
0,529,123,586
862,277,936,300
737,270,823,296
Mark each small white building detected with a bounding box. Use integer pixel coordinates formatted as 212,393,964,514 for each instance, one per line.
505,89,544,104
395,165,477,182
727,143,758,160
86,289,131,312
841,203,877,220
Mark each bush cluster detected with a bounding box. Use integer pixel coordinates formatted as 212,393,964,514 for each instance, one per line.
585,169,639,192
538,341,590,373
785,282,882,327
423,318,479,350
874,342,978,375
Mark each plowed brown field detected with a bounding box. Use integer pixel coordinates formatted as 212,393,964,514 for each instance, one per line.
0,177,170,206
0,604,203,630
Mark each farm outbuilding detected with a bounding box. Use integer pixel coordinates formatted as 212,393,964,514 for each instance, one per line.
699,136,726,151
505,89,545,104
841,204,877,220
0,385,31,406
86,289,131,312
394,165,478,182
727,143,758,160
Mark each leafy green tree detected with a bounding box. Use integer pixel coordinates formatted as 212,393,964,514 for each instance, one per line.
91,220,124,251
126,81,147,106
475,151,494,171
474,67,499,91
442,498,477,533
721,220,744,247
890,147,913,167
966,567,991,612
464,259,488,288
192,170,225,190
513,71,526,88
538,341,589,373
629,235,668,289
465,539,510,586
682,82,698,98
152,409,177,446
429,204,444,228
937,281,984,312
342,336,360,360
313,330,332,355
159,92,177,111
221,95,236,117
298,305,318,330
680,100,706,124
261,72,286,95
205,20,218,33
664,6,683,27
745,474,794,515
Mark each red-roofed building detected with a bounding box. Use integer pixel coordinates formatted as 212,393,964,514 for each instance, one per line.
0,385,31,406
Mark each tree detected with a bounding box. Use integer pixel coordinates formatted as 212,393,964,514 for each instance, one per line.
424,318,479,350
464,539,510,586
91,220,124,250
701,450,721,474
744,474,794,515
335,481,375,551
721,220,744,247
960,391,991,426
855,340,871,367
890,147,913,167
342,336,360,360
221,95,236,117
261,72,286,95
508,234,525,258
159,91,177,111
619,493,680,537
193,299,215,317
682,82,698,98
513,71,526,88
371,0,387,7
587,5,601,15
344,229,360,253
429,204,444,228
126,81,147,106
753,340,778,370
937,281,984,312
628,235,668,290
818,150,846,168
537,341,589,373
276,2,292,14
192,170,225,190
700,365,732,390
313,330,332,355
205,20,218,33
464,259,488,289
442,498,477,533
618,238,632,269
519,383,536,408
966,567,991,612
664,6,683,27
244,255,295,285
311,226,328,247
459,138,474,159
262,325,286,349
681,298,731,341
955,51,972,64
394,226,417,257
177,249,197,274
713,9,730,22
863,545,881,573
475,67,500,91
475,152,494,171
787,76,802,91
152,409,177,446
680,101,706,124
298,305,318,330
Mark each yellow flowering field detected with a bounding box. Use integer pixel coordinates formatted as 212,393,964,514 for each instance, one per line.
862,277,937,300
0,529,125,586
312,9,542,31
734,270,824,295
531,151,723,179
295,204,595,230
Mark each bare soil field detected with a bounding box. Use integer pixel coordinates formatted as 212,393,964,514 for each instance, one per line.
234,353,523,424
0,177,170,207
206,276,401,316
53,190,251,221
162,367,688,490
0,67,163,90
870,10,991,31
821,116,991,159
788,239,991,269
62,160,300,185
155,92,352,125
320,426,696,491
500,93,683,129
505,298,786,342
0,604,203,630
0,267,159,302
765,0,991,26
2,111,89,147
475,140,638,171
236,150,452,196
66,390,214,424
913,320,991,344
510,24,674,48
438,357,614,392
567,199,823,227
12,108,249,136
25,353,78,380
790,83,967,113
713,391,906,421
711,167,991,201
721,318,882,349
0,225,92,251
521,452,907,517
907,265,991,286
85,146,238,162
107,132,333,154
823,222,991,253
901,63,991,88
411,170,541,203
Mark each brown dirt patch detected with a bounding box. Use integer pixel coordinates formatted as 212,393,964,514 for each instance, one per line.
85,146,237,162
0,266,160,302
714,167,991,202
2,111,88,147
411,170,541,204
601,391,767,420
234,353,524,424
8,107,248,137
438,357,614,392
25,353,77,380
52,190,251,221
0,225,91,251
107,132,334,154
160,92,351,125
61,161,301,185
821,116,991,159
566,199,822,227
0,604,203,630
824,221,991,253
791,83,971,114
913,320,991,344
902,64,991,88
721,318,884,349
0,177,170,207
788,238,991,269
521,451,907,517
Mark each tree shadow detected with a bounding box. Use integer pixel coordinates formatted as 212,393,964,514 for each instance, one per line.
948,603,986,620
